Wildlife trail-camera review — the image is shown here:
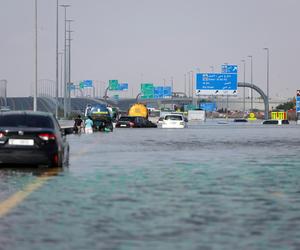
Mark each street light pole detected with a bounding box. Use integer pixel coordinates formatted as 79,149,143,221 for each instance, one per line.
188,70,193,99
188,72,191,98
58,52,63,98
55,0,59,118
34,0,38,112
263,48,270,119
60,4,70,119
248,55,253,111
191,71,194,103
184,74,186,97
0,80,7,107
171,76,174,97
66,20,74,116
241,60,246,115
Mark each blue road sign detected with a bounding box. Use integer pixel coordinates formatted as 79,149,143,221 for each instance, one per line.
154,87,164,98
296,96,300,112
221,65,238,74
200,102,217,112
163,86,172,97
196,73,238,95
83,80,93,87
154,86,172,98
118,83,128,91
68,84,76,91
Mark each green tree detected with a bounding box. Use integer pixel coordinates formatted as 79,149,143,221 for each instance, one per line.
275,98,296,111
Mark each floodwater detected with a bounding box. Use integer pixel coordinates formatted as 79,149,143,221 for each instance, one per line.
0,121,300,250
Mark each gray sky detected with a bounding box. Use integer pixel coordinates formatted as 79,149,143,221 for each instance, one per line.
0,0,299,98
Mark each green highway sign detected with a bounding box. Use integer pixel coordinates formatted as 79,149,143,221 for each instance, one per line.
79,81,84,89
141,83,154,99
109,80,119,91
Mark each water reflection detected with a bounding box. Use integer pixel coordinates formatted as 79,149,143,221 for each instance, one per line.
0,124,299,249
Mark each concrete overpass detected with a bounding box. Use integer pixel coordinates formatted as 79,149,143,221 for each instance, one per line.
1,82,271,118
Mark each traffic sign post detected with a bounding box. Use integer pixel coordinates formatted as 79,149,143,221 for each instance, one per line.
297,97,300,113
154,87,164,98
296,90,300,124
200,102,217,111
109,80,119,91
163,86,172,97
118,83,128,91
141,83,154,99
221,65,238,74
79,80,93,89
83,80,93,87
196,73,238,96
79,81,84,89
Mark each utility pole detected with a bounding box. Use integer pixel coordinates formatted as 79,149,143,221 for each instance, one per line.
66,20,74,116
248,55,253,111
55,0,59,118
184,74,186,97
58,52,63,98
0,80,7,107
171,76,174,97
34,0,38,111
263,48,270,119
241,59,246,115
60,4,70,119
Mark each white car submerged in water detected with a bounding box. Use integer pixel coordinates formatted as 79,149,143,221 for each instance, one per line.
161,114,187,129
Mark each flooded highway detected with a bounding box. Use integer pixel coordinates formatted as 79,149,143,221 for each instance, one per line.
0,122,300,250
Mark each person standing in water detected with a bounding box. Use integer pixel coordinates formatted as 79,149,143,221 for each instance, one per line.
73,115,83,134
84,116,94,134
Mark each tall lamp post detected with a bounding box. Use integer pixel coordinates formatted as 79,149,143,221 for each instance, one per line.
66,19,74,116
55,0,59,118
170,76,174,97
241,59,246,115
34,0,38,112
0,80,7,107
58,52,64,98
248,55,253,111
188,70,194,99
184,74,187,97
263,48,269,119
60,4,70,119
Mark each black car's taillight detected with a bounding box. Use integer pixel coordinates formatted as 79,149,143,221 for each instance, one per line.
38,133,56,141
129,122,135,127
0,132,5,138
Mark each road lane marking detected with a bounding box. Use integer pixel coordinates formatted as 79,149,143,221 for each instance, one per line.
0,135,101,218
0,168,61,218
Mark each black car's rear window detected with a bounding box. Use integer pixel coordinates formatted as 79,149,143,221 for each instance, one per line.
0,114,54,128
119,117,135,122
263,120,278,124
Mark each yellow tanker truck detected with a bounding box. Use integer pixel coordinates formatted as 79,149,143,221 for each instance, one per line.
128,103,149,119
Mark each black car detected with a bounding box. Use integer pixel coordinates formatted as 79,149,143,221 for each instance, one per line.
0,111,72,167
116,116,157,128
233,118,248,122
262,119,289,125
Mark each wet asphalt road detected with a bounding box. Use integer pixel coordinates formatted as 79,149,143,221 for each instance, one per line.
0,121,300,250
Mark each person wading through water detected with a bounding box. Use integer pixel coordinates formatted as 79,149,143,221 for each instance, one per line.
73,115,83,134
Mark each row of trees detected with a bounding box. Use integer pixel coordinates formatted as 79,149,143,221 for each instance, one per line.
275,97,296,111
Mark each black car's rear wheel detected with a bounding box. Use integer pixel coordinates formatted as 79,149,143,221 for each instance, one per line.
49,153,63,168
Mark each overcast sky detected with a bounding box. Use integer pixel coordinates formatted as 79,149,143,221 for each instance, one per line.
0,0,299,98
